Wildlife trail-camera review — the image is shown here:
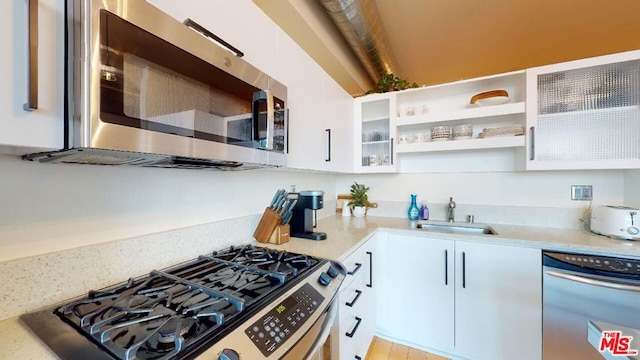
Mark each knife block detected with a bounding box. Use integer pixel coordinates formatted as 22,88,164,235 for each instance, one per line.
268,223,290,245
253,207,282,243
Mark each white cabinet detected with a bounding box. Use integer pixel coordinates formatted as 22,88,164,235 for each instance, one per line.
332,237,376,360
353,93,398,173
378,233,542,360
383,233,455,353
393,71,527,173
526,49,640,170
0,0,64,153
454,240,542,360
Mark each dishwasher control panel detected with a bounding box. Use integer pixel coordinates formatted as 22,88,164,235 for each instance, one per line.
544,251,640,274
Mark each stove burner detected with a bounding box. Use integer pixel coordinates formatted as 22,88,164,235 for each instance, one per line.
46,245,323,360
157,317,197,344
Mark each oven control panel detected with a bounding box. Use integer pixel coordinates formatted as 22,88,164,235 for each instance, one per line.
545,251,640,274
245,283,325,356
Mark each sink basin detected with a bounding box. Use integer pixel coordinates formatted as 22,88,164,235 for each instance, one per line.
416,222,498,236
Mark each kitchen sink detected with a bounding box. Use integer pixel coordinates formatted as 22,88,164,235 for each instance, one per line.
416,222,498,235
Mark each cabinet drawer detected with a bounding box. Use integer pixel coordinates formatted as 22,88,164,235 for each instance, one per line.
340,250,367,291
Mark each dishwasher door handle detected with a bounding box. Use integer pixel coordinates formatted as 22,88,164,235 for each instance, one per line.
545,270,640,292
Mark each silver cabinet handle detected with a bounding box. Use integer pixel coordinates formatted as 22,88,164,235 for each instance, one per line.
24,0,39,111
529,126,535,160
545,270,640,292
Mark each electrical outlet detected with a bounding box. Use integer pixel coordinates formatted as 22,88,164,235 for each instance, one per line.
571,185,592,201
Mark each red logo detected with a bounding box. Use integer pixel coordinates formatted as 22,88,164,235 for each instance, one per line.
599,331,639,356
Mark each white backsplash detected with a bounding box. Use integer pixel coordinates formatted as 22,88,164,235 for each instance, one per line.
0,202,337,322
365,201,589,229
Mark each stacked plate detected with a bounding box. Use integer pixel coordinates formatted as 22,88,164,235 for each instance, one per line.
478,125,524,138
453,124,473,140
431,126,451,141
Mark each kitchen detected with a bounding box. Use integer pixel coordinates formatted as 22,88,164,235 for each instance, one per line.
1,0,640,359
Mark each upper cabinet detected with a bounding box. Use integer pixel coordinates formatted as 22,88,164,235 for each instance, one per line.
394,71,526,156
526,50,640,170
355,71,527,173
0,0,64,153
353,93,397,173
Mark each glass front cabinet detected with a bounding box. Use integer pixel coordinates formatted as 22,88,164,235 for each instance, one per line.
353,93,397,173
526,50,640,170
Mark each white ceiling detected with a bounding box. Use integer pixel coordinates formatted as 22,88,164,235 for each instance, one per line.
256,0,640,96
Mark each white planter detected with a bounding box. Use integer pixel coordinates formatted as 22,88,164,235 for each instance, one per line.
352,206,366,217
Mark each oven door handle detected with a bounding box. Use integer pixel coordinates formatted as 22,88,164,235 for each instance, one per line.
304,299,339,360
545,270,640,292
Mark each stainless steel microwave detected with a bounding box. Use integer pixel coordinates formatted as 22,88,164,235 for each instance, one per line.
24,0,287,170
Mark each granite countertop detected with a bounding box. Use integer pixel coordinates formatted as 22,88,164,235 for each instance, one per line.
3,215,640,359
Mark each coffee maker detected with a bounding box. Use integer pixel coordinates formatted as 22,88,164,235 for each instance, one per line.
290,190,327,240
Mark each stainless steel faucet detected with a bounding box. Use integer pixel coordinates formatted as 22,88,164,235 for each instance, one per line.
447,197,456,222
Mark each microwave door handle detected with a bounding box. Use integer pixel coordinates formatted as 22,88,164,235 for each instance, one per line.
252,90,274,150
265,89,274,150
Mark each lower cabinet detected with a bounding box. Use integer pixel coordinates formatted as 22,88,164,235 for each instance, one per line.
377,233,542,360
332,236,376,360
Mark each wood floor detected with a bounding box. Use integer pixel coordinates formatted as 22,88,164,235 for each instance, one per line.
365,337,450,360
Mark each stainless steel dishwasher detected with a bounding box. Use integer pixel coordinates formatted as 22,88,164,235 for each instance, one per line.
543,250,640,359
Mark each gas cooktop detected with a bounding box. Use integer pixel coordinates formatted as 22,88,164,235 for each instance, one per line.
20,245,337,360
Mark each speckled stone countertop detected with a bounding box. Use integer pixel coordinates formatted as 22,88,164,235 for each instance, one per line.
2,215,639,359
259,215,640,260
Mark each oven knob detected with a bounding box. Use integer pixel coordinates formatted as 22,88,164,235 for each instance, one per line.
327,265,339,278
218,349,240,360
627,227,639,235
318,272,331,286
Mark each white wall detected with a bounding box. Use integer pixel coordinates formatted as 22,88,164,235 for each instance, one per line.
336,171,625,208
624,170,640,207
0,155,336,262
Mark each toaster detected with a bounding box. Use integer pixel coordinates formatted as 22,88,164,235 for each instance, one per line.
590,205,640,240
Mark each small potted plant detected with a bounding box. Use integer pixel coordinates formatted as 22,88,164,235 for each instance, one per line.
349,182,370,217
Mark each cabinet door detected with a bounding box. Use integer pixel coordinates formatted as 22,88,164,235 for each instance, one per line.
386,234,454,351
454,241,541,360
354,93,398,173
526,49,640,170
0,0,64,153
322,73,354,173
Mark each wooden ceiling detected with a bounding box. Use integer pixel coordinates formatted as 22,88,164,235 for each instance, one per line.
255,0,640,96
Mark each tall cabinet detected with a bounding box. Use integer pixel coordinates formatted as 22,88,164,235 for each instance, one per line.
526,49,640,170
0,0,64,153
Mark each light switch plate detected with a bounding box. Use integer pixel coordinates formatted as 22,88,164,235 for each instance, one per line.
571,185,592,201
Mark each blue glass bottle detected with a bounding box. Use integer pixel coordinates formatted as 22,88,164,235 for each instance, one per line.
408,194,419,220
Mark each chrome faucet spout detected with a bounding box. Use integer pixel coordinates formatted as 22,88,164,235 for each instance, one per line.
447,197,456,222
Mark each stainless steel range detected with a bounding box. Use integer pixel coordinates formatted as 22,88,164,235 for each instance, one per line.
20,245,345,359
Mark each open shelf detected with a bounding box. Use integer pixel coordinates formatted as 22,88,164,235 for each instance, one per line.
396,102,525,126
396,135,525,153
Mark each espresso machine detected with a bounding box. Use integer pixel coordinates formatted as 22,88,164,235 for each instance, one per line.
290,190,327,240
